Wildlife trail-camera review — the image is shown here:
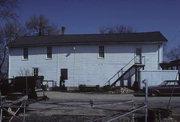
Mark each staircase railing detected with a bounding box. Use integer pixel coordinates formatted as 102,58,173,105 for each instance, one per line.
104,56,145,86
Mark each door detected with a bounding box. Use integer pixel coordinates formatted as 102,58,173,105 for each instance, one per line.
61,69,68,80
60,69,68,87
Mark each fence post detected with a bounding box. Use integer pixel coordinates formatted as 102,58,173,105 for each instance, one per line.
23,100,26,122
0,92,2,122
132,100,135,122
143,79,148,122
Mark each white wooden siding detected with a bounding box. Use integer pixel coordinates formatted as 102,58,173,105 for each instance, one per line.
9,44,163,87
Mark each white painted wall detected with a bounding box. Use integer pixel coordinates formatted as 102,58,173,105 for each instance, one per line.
9,43,163,87
139,70,179,89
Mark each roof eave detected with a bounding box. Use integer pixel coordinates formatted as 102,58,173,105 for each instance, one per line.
9,41,165,48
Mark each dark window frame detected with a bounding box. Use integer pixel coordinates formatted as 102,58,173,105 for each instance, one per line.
33,67,39,76
99,46,104,58
23,48,28,60
47,47,52,59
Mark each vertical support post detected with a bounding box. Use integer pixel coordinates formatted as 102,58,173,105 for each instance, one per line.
135,66,138,82
120,78,124,87
128,77,131,88
133,66,139,90
0,92,2,122
143,79,148,122
25,76,28,96
23,101,26,122
132,100,135,122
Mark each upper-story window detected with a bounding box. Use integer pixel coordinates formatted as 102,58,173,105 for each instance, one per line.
23,48,28,60
47,47,52,59
99,46,104,58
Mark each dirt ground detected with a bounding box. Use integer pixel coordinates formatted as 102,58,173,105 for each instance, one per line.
5,91,180,122
34,91,180,114
16,91,179,122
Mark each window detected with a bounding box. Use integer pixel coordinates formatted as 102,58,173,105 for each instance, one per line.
33,68,39,76
135,48,142,64
23,48,28,59
99,46,104,58
47,47,52,59
167,81,178,86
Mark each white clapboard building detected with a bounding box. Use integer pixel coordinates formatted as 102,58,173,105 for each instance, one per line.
8,31,168,88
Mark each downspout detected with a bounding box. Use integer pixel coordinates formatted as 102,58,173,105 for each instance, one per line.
8,48,11,78
73,46,76,86
57,46,60,87
158,44,161,70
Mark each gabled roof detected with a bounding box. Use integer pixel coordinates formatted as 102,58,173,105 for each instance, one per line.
9,31,168,48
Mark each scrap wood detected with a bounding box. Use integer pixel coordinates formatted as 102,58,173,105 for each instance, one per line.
3,107,16,116
119,87,134,94
3,103,24,122
109,87,134,94
1,96,27,122
5,95,28,105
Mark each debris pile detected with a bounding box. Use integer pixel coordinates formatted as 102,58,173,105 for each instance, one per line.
108,87,134,94
119,87,134,94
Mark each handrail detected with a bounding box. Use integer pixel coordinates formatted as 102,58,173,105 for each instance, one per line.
104,56,138,86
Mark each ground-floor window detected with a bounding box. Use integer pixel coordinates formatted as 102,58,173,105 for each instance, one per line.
33,67,39,76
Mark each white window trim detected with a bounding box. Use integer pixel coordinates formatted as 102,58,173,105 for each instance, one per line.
32,67,39,76
22,58,28,61
46,57,53,60
98,46,105,59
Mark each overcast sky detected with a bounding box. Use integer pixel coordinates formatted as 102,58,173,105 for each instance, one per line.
17,0,180,50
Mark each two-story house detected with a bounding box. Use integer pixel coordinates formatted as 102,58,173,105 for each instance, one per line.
8,31,167,88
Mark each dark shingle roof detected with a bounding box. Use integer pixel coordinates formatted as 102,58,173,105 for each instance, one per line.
9,31,168,48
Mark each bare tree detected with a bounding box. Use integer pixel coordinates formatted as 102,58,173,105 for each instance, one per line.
46,24,60,35
0,0,19,21
99,24,134,34
0,22,24,74
25,15,60,36
0,0,20,77
166,45,180,61
3,22,25,40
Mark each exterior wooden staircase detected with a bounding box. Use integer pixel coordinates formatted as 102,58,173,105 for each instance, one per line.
104,56,145,88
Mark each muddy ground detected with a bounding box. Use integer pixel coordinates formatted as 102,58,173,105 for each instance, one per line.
5,91,180,122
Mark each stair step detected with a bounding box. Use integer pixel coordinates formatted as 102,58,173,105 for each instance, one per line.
110,64,144,87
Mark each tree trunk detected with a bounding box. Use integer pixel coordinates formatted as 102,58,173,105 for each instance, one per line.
0,45,7,74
